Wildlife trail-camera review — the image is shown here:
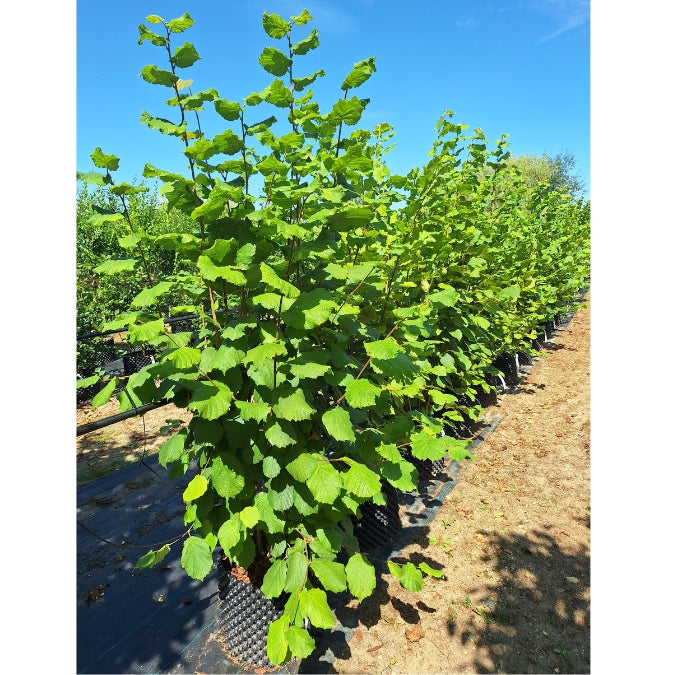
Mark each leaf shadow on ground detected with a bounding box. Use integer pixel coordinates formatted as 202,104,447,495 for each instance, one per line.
446,524,590,674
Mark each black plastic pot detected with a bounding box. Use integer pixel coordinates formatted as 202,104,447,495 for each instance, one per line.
352,480,402,552
475,386,498,408
122,349,156,375
492,353,520,388
401,448,447,482
216,561,286,671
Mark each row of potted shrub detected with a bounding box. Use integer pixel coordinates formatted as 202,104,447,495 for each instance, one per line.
77,9,590,667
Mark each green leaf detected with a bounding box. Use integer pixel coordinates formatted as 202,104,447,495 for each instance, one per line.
257,154,287,176
181,536,213,581
166,347,202,370
345,553,376,601
262,455,281,479
265,421,296,448
168,12,194,33
235,400,271,423
199,346,245,374
158,430,187,467
138,23,167,46
254,491,286,533
77,171,107,186
127,319,165,343
299,588,334,629
217,517,242,553
131,281,174,308
239,506,259,529
244,341,288,366
211,457,245,498
307,460,342,504
309,560,347,593
322,407,355,443
281,289,337,329
90,147,120,171
341,56,376,90
285,626,315,659
283,551,308,594
260,262,300,298
187,382,233,420
292,28,319,55
499,285,521,300
94,258,139,274
91,378,117,411
291,9,313,25
273,389,315,421
330,97,365,125
261,559,288,598
398,562,424,591
140,64,179,87
267,616,291,665
183,474,208,502
344,462,380,498
140,111,187,137
364,337,403,360
419,562,445,579
286,452,319,482
345,378,381,408
262,11,289,38
197,256,247,284
410,431,447,461
214,98,241,121
259,46,291,76
265,79,293,108
293,68,324,92
171,42,200,68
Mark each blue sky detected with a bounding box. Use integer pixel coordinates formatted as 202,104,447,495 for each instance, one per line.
77,0,590,197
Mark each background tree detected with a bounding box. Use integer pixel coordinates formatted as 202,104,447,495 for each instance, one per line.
508,149,585,199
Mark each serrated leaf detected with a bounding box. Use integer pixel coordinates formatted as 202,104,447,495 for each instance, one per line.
90,147,120,171
265,79,293,108
94,258,139,274
159,429,187,466
166,346,201,369
244,341,288,366
239,506,259,529
261,559,288,598
187,382,233,420
419,562,445,579
181,536,212,581
273,388,315,421
322,407,355,443
214,98,241,121
307,460,342,504
341,56,376,91
281,288,337,329
199,346,245,374
265,421,296,448
168,12,194,33
410,431,447,461
171,42,200,68
235,400,271,423
364,337,403,360
292,28,319,55
254,492,286,534
344,462,380,498
330,97,365,125
211,456,245,498
345,553,376,601
259,46,291,76
267,616,290,665
91,378,117,411
285,626,315,659
309,560,347,593
286,453,319,482
127,319,165,343
141,64,179,87
262,11,289,38
260,262,300,298
345,378,380,408
217,516,241,552
262,455,281,479
299,588,334,629
398,562,424,591
284,551,309,593
183,474,208,502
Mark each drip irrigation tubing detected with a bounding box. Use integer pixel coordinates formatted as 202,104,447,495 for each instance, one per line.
76,309,227,341
76,400,171,437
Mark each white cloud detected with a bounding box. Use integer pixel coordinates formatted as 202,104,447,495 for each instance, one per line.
538,0,590,42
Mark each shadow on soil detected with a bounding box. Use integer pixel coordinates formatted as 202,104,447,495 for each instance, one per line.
447,524,590,674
